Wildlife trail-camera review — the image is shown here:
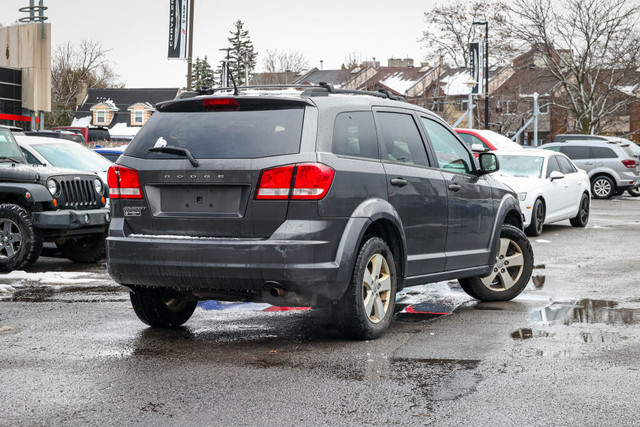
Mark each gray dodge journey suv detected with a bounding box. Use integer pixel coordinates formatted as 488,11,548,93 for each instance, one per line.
107,85,533,339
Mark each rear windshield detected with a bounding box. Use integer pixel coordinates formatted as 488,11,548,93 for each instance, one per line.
126,108,305,159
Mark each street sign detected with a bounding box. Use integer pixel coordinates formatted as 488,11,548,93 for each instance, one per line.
470,42,484,94
168,0,189,60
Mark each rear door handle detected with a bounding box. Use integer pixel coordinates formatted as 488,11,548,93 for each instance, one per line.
448,184,462,192
390,178,408,187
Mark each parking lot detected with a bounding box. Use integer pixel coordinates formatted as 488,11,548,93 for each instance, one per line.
1,197,640,425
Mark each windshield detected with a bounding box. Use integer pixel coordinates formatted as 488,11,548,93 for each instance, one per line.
31,141,113,172
0,128,25,160
496,155,544,178
126,108,305,159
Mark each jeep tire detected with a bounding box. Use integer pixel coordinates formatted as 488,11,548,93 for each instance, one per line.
0,203,42,271
458,225,533,302
57,232,107,263
332,237,397,340
129,286,197,327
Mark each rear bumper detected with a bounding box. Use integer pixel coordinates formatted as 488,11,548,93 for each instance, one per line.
107,217,367,303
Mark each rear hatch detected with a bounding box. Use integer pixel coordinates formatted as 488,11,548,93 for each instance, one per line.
112,96,314,238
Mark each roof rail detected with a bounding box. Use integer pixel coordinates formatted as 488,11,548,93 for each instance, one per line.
175,83,407,102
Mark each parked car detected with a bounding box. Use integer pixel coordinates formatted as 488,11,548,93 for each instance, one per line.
0,124,26,136
455,129,523,155
107,86,534,340
552,134,632,143
541,140,640,199
492,149,590,236
0,127,110,270
51,126,111,143
94,145,128,162
24,130,86,143
15,136,112,184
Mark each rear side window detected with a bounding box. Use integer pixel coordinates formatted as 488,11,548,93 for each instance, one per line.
332,112,378,159
560,145,590,160
376,112,429,166
126,108,305,159
590,147,617,159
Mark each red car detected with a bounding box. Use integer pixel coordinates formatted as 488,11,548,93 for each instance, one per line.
455,129,522,156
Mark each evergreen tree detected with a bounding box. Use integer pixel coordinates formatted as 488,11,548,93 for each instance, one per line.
190,56,216,89
225,20,257,86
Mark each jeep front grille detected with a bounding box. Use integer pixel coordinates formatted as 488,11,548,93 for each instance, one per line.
59,178,101,209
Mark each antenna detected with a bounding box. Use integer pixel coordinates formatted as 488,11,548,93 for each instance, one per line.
227,62,239,96
18,0,48,39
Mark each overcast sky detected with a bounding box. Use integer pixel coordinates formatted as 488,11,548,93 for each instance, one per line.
2,0,437,88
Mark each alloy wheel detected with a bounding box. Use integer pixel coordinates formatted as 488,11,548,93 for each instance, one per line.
362,253,392,324
480,238,525,291
0,218,22,260
593,179,612,198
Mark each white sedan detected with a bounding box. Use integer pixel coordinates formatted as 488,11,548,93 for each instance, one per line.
492,149,591,236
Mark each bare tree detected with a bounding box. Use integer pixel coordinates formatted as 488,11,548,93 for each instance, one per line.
48,40,121,128
509,0,640,134
421,0,518,68
262,48,310,73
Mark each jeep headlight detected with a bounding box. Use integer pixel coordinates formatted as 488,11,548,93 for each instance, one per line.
94,178,103,195
518,192,527,201
46,179,58,196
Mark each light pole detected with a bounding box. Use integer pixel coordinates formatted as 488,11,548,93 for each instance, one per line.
186,0,195,91
219,48,231,87
472,21,489,130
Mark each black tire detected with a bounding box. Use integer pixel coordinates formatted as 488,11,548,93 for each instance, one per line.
57,232,106,263
525,198,545,236
570,193,590,227
0,203,42,271
627,187,640,197
129,286,197,327
332,237,397,340
591,175,615,199
458,225,533,302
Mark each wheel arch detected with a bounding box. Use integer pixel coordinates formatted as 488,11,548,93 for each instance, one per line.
487,194,523,273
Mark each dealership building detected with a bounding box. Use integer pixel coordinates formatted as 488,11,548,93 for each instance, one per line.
0,22,51,130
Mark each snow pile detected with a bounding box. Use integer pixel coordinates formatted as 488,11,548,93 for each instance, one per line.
109,122,142,138
71,116,92,126
396,281,471,306
380,72,419,95
616,85,637,96
0,271,106,285
442,71,474,96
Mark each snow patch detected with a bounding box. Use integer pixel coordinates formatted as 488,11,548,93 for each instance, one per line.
109,122,142,138
441,71,474,96
0,271,105,285
379,72,419,95
71,116,92,127
536,239,551,243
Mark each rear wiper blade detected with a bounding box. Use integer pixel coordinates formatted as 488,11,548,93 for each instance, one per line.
148,145,199,168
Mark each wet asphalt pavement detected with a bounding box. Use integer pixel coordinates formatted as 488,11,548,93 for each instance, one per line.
2,198,640,425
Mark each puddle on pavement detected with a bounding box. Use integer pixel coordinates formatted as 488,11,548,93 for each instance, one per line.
530,299,640,326
511,328,550,340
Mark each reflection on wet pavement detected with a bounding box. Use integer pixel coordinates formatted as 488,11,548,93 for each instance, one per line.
529,299,640,326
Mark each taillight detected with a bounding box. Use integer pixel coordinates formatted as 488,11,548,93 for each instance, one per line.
203,98,240,111
622,159,636,168
292,163,335,199
108,165,143,199
255,163,335,200
256,165,295,199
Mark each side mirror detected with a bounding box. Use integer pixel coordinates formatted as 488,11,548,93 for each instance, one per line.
550,171,565,181
471,143,489,153
479,152,499,174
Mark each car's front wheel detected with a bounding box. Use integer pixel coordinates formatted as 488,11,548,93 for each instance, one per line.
525,198,545,236
57,232,107,263
0,203,42,271
591,176,615,199
129,286,198,327
332,237,397,340
570,193,590,227
459,225,533,302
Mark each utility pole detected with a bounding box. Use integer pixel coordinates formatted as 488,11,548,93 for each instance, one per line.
186,0,195,90
472,21,489,129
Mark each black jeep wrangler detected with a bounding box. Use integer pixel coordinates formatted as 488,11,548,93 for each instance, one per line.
0,127,110,271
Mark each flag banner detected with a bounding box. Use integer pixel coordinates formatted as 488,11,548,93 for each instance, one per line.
168,0,189,59
470,42,484,94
